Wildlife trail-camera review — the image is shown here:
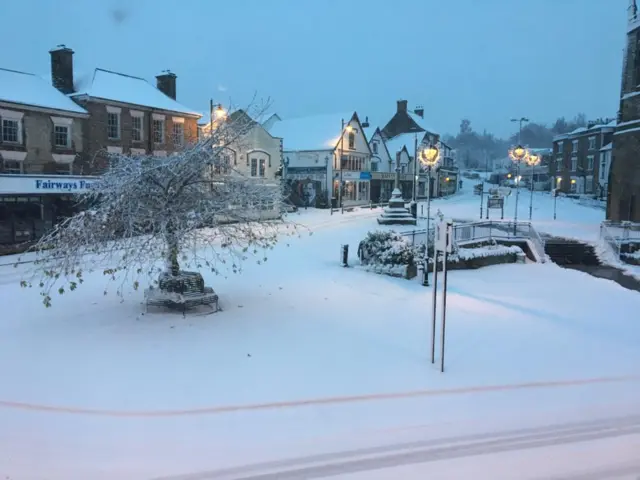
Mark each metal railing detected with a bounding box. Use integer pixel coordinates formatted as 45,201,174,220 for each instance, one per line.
599,221,640,261
400,220,547,263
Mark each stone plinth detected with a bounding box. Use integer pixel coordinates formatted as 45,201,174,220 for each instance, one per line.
377,188,416,225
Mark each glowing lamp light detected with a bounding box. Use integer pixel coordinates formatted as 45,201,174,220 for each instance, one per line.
571,179,576,184
420,144,440,167
345,125,354,133
445,177,450,182
526,153,541,167
507,173,512,178
509,145,527,161
214,104,226,120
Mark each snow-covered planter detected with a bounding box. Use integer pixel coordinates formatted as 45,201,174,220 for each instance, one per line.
428,243,523,271
358,231,419,279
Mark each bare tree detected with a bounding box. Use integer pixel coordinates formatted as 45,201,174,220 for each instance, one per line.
20,102,294,307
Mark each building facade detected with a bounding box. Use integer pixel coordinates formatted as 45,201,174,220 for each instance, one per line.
551,122,614,195
0,45,201,249
609,0,640,221
0,65,91,247
268,112,372,207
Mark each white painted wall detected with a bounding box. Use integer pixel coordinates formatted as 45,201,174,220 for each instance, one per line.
284,150,333,194
228,123,282,179
368,130,392,173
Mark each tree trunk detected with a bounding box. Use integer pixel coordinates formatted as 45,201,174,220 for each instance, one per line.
166,233,180,276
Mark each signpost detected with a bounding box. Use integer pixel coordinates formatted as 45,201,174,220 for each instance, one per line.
431,218,453,373
486,195,504,220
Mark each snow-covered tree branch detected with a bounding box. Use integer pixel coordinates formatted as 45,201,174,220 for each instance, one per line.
20,101,296,307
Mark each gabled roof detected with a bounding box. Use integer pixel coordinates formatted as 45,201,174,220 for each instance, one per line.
368,127,392,161
385,132,416,160
0,67,87,115
268,112,357,151
71,68,200,117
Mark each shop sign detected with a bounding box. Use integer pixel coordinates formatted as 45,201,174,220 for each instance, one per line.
0,174,98,195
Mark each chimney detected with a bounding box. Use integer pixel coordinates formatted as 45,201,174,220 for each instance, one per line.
413,106,424,118
50,45,74,94
362,116,370,128
396,100,408,113
156,70,177,100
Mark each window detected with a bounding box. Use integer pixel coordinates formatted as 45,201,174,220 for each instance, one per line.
600,159,606,180
556,155,563,167
153,119,165,144
172,122,184,147
556,141,563,152
250,158,258,176
2,118,20,143
587,155,594,171
131,115,143,142
588,136,596,150
107,112,120,140
371,161,378,172
2,160,22,173
571,157,577,171
259,158,265,177
572,140,578,152
372,142,378,154
54,125,70,148
348,132,355,149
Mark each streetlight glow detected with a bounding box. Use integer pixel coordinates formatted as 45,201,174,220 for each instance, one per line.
526,153,541,167
345,125,353,133
509,145,527,161
214,104,226,120
420,144,440,167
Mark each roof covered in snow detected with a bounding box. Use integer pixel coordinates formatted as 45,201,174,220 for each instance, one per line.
0,68,88,115
407,112,437,134
71,69,200,117
268,112,355,151
385,133,416,158
600,142,613,151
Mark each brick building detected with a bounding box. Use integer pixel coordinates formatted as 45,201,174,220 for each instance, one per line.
50,46,201,172
609,0,640,221
551,121,614,195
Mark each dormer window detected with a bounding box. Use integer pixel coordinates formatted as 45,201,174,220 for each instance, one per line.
372,141,378,154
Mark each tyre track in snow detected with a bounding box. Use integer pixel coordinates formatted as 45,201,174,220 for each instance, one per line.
152,414,640,480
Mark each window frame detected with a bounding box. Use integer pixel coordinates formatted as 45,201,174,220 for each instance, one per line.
571,157,577,171
131,111,144,143
250,158,258,176
172,122,184,147
153,118,165,144
587,154,594,171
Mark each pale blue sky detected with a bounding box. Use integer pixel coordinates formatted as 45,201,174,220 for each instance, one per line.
3,0,627,138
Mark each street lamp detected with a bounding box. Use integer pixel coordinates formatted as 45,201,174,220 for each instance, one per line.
525,152,541,220
509,144,527,234
419,143,440,287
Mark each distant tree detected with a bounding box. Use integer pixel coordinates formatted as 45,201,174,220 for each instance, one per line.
459,118,472,135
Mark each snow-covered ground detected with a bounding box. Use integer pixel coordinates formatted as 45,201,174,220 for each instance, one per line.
1,184,639,479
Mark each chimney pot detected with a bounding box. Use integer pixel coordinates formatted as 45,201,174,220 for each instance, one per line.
156,70,177,100
50,45,75,94
413,106,424,118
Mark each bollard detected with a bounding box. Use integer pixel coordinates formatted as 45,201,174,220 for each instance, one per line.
341,244,349,267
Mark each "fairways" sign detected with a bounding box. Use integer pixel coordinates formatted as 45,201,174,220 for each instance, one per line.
0,174,99,195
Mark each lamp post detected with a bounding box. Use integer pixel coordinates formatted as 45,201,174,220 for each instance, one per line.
509,145,527,234
525,152,541,220
419,143,440,287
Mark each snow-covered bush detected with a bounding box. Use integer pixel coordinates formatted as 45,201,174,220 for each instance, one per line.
359,231,418,266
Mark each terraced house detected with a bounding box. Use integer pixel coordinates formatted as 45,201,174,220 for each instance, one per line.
0,45,201,250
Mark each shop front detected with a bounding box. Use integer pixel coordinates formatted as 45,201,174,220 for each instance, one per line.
333,171,371,207
0,174,97,246
370,172,395,204
437,170,458,197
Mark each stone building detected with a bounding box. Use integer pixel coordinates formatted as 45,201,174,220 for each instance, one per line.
609,0,640,221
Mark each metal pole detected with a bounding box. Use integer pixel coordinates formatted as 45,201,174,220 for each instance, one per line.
424,167,431,287
514,161,520,235
479,182,483,219
431,243,438,364
440,249,448,373
554,191,557,220
529,163,534,220
339,119,344,214
413,133,418,202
